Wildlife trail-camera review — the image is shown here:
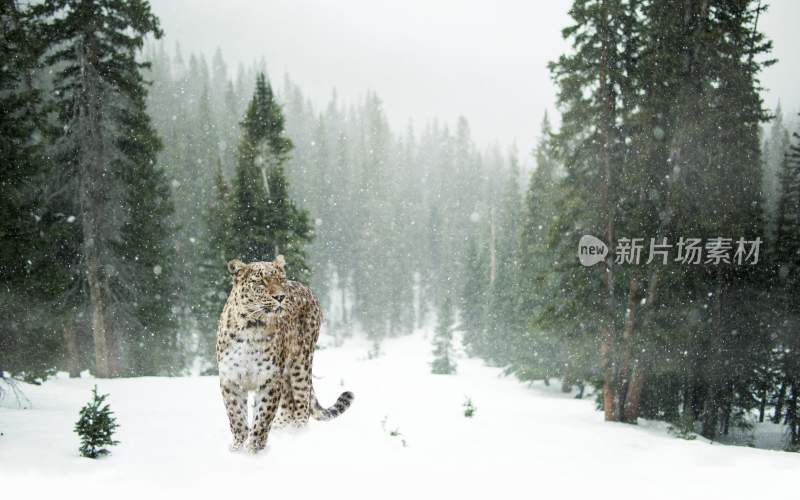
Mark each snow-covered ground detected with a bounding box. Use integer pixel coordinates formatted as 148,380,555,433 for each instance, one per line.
1,329,797,499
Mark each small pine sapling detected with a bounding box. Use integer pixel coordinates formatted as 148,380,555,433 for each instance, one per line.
463,397,476,418
75,386,120,458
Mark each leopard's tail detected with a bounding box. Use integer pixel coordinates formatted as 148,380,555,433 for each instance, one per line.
311,388,354,421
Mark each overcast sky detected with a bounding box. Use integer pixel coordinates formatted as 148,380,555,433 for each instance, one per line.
151,0,800,163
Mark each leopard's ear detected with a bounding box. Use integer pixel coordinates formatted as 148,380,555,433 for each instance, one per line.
227,259,246,276
274,254,286,271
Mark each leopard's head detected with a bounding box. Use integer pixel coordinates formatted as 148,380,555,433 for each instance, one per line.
227,255,288,321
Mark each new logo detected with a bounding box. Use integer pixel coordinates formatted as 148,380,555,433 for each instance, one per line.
578,235,608,267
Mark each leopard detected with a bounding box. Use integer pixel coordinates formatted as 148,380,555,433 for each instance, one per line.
216,255,354,453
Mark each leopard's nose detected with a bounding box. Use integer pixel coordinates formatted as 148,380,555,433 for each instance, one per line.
273,294,285,303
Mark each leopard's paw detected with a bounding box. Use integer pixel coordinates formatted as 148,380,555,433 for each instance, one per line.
228,438,245,452
246,437,267,454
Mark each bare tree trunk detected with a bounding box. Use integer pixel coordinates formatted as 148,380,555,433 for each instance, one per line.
86,254,116,377
615,277,639,421
624,271,660,423
722,399,731,436
758,386,767,423
773,379,787,423
701,393,718,440
63,324,81,378
701,272,725,440
787,381,798,446
77,26,118,378
561,361,574,393
597,0,618,423
624,360,646,423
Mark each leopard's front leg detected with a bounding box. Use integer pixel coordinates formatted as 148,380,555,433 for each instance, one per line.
248,376,282,453
220,379,248,451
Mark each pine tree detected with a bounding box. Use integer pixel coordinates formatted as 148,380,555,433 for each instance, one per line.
547,0,639,421
196,161,233,368
0,0,45,287
485,148,524,363
460,237,487,356
229,73,312,281
32,0,170,377
763,104,791,233
772,117,800,448
114,101,177,376
431,295,457,374
510,112,577,386
75,386,120,458
0,0,83,382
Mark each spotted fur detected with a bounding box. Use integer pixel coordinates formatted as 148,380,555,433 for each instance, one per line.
216,255,354,453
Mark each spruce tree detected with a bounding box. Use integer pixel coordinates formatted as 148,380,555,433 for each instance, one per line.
33,0,173,376
461,237,488,356
229,73,312,281
772,117,800,448
0,0,82,381
196,161,233,368
114,102,177,376
431,295,457,374
547,0,638,421
75,386,119,458
485,148,526,363
763,104,791,232
510,112,576,386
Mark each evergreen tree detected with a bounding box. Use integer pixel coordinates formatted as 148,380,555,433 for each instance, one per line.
114,101,177,376
509,112,578,386
771,116,800,448
763,103,791,232
229,73,312,281
547,0,639,420
460,237,488,356
33,0,173,377
431,295,457,374
0,0,82,381
196,161,233,368
485,147,524,363
75,386,119,458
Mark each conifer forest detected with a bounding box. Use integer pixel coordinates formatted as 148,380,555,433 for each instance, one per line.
2,0,800,494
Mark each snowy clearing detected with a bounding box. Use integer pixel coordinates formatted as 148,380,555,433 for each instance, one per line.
1,330,797,500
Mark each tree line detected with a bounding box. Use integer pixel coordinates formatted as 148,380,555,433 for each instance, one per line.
461,0,800,449
1,0,519,379
141,39,519,368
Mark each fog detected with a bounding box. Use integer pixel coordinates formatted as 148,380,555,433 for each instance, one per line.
151,0,799,159
6,0,800,485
